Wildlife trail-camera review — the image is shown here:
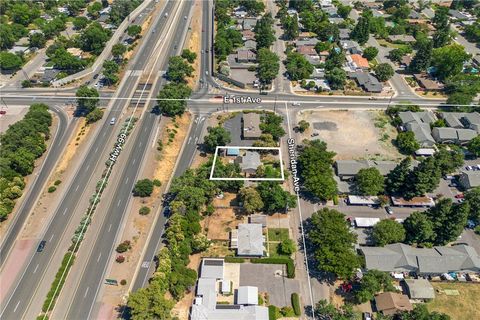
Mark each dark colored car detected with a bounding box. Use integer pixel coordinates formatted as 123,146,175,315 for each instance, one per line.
37,240,46,252
385,206,394,215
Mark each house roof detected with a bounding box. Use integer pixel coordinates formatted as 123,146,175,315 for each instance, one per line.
201,258,224,279
388,35,416,42
360,243,480,274
243,113,261,138
350,54,369,68
460,171,480,188
399,111,437,125
432,127,477,142
237,151,262,171
237,286,258,305
375,292,413,315
404,279,435,299
348,71,383,92
400,55,413,66
311,68,325,79
414,73,444,90
339,28,351,39
406,122,435,146
297,45,316,55
237,49,256,61
237,223,264,256
336,160,398,176
242,30,255,40
295,38,318,47
248,214,267,227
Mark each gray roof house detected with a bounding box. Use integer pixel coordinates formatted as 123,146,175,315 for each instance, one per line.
360,243,480,275
335,160,398,180
191,258,268,320
234,223,264,257
241,18,258,30
349,71,383,93
388,35,416,43
403,279,435,300
295,38,319,47
340,40,362,54
432,127,477,145
458,171,480,189
235,151,262,174
339,28,351,40
449,9,470,20
310,68,325,79
200,258,224,279
440,112,480,133
399,111,437,147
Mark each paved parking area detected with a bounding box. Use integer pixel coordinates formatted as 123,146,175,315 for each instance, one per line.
223,113,254,147
239,263,300,307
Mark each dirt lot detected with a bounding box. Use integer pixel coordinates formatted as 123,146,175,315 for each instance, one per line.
296,110,402,161
427,282,480,320
185,0,202,90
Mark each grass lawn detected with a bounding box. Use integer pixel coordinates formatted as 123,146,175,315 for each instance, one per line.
427,282,480,320
267,228,289,242
268,242,291,258
376,39,410,50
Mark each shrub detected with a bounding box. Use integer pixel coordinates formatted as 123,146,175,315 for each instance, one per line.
85,108,104,124
291,293,301,316
42,252,75,312
475,225,480,235
120,279,127,285
139,206,151,215
279,239,297,255
116,240,131,253
48,186,57,193
54,180,62,186
280,306,295,317
258,294,264,305
224,257,245,263
133,179,154,197
116,255,125,263
268,305,280,320
152,179,161,187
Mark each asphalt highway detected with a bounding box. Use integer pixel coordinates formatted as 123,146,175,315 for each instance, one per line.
0,105,70,269
0,1,177,318
62,2,195,319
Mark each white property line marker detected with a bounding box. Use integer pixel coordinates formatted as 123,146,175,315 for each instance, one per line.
209,146,284,181
284,102,316,319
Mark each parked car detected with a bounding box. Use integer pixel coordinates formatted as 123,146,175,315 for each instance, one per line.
385,206,394,215
455,193,464,199
292,101,300,106
363,312,372,320
37,240,46,252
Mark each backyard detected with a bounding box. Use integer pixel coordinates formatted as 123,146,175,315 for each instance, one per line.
427,282,480,320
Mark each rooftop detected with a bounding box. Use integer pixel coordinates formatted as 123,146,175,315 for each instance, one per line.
404,278,435,300
375,292,413,315
237,223,264,256
242,113,261,138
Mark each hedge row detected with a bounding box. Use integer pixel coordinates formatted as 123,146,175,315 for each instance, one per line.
224,257,245,263
42,252,75,312
291,292,301,316
250,257,295,278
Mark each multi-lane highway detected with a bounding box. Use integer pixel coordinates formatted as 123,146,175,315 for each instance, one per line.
0,1,180,318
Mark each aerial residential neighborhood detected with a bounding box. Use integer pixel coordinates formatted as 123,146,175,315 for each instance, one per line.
1,1,480,320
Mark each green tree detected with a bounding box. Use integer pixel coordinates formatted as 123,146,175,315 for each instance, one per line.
315,21,339,42
356,167,385,195
375,63,394,81
282,14,299,40
76,85,99,114
29,32,46,48
112,43,127,59
203,126,231,152
404,156,441,199
372,219,406,246
396,304,450,320
433,148,464,176
409,39,433,73
351,16,370,45
133,179,154,197
0,25,16,49
426,198,469,245
308,208,359,279
72,16,89,30
257,48,279,85
285,52,314,81
166,56,194,83
404,211,435,246
156,83,192,116
315,300,356,320
50,47,86,72
362,47,379,61
109,0,143,26
254,12,275,49
127,25,142,38
298,140,337,201
356,270,396,303
337,4,352,19
325,67,347,90
468,136,480,157
386,157,411,195
79,22,111,55
181,49,197,63
126,283,174,320
396,131,419,154
464,187,480,224
9,3,40,26
259,113,285,141
0,52,22,70
432,44,471,80
447,92,473,106
239,186,264,213
256,182,296,213
85,108,103,124
297,120,310,133
279,239,297,255
87,2,103,19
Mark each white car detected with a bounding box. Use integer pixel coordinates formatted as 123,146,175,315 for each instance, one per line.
292,101,300,106
110,117,116,125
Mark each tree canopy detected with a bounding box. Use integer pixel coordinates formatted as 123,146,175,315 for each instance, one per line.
203,126,231,153
285,52,314,81
356,167,385,196
372,219,406,246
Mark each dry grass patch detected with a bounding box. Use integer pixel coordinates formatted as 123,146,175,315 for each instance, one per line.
427,282,480,320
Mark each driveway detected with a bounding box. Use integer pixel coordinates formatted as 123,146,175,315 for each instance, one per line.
223,113,254,146
240,263,300,307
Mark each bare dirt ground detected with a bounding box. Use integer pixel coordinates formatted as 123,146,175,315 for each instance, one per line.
297,110,402,161
185,0,202,90
100,112,191,315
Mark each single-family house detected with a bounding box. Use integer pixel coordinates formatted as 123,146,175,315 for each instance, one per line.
403,279,435,300
399,111,437,147
235,151,262,174
66,47,84,58
347,54,370,70
231,223,265,257
295,38,318,47
243,40,257,50
360,243,480,275
242,30,255,41
297,45,317,56
234,8,248,18
388,35,416,43
310,68,325,79
440,112,480,133
339,28,351,40
400,55,413,68
458,171,480,189
414,73,444,91
340,40,362,54
408,11,422,19
449,9,471,20
242,113,261,139
349,71,383,93
241,18,258,30
375,292,413,316
236,49,256,63
328,17,344,24
40,69,61,83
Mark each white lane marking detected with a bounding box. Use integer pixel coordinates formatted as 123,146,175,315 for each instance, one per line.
151,125,161,148
97,253,102,263
94,147,99,154
13,301,21,313
75,185,80,192
102,131,106,137
188,137,192,144
139,141,143,147
117,200,121,207
63,208,68,216
108,224,112,232
33,264,39,274
83,287,90,298
49,234,54,242
132,158,136,165
144,126,148,132
85,164,90,171
125,177,129,185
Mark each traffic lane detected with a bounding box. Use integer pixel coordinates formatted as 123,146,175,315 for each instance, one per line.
131,115,205,291
66,2,194,316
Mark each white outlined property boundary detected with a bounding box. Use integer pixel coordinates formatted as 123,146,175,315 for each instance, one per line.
209,146,285,181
